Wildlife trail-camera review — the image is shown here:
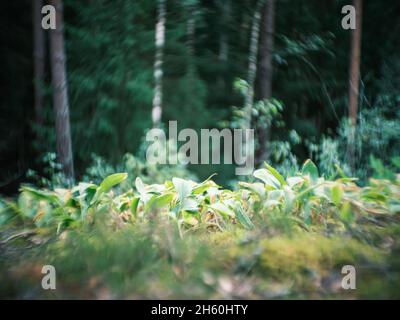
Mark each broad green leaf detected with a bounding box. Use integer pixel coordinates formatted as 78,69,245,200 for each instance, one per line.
135,177,146,194
135,177,151,203
72,182,97,196
192,181,215,195
238,182,266,198
98,173,128,195
301,159,319,181
192,174,217,195
172,178,195,202
253,169,281,189
209,202,235,218
20,186,61,205
181,198,199,212
264,162,286,186
145,193,174,212
287,177,304,188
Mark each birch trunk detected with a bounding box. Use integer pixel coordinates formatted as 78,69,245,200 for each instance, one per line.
152,0,166,127
244,1,263,130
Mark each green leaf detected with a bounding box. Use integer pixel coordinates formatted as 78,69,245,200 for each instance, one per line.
172,178,194,202
181,198,199,212
234,204,254,229
98,173,128,195
209,202,235,218
20,186,61,205
192,174,217,195
301,159,319,181
92,173,128,204
238,182,266,198
340,202,354,223
253,169,281,189
145,193,174,212
287,176,304,188
135,177,151,203
130,197,140,216
331,185,343,206
264,162,286,186
268,190,284,201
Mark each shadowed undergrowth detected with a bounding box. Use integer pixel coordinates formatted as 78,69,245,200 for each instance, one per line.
1,160,400,299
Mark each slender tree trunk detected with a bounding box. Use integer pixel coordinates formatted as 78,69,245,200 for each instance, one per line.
244,0,263,130
256,0,275,165
217,0,231,87
33,0,45,128
348,0,362,126
186,3,196,73
347,0,363,169
49,0,74,183
259,0,275,100
240,1,263,174
152,0,166,127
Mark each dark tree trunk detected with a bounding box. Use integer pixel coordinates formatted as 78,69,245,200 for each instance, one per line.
259,0,275,100
256,0,275,165
49,0,75,183
347,0,363,169
33,0,45,128
348,0,362,126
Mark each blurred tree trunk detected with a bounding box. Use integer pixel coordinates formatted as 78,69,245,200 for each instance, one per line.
186,1,197,73
347,0,363,169
218,0,231,86
152,0,166,127
244,0,263,130
256,0,275,165
49,0,74,183
33,0,45,128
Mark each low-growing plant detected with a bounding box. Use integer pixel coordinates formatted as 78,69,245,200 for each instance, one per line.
1,159,400,299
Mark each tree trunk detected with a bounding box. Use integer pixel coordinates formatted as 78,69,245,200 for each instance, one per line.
244,0,263,130
217,0,231,87
152,0,166,127
347,0,363,169
259,0,275,100
239,1,263,175
256,0,275,165
33,0,45,128
186,3,196,73
49,0,75,183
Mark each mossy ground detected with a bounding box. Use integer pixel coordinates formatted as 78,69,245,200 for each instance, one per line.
1,219,399,299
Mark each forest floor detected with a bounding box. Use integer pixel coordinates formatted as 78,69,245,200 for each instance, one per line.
1,221,400,299
1,167,400,299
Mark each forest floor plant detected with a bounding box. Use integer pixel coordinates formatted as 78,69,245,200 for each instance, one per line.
0,160,399,298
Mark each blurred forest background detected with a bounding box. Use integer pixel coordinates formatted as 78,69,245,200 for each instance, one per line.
1,0,400,192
